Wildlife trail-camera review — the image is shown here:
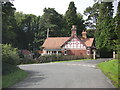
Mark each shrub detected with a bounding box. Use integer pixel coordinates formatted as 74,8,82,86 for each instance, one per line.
37,55,84,63
2,62,18,75
19,58,38,64
2,44,20,65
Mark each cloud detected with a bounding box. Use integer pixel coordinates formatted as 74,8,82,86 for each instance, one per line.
13,0,117,19
13,0,94,16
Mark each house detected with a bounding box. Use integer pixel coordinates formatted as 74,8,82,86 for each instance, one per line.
41,25,95,57
20,50,33,59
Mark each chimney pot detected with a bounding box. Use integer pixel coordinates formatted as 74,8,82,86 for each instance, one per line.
71,25,76,30
82,30,87,39
71,25,77,37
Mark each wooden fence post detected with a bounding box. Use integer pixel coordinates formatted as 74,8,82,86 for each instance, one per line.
93,50,96,59
113,51,115,59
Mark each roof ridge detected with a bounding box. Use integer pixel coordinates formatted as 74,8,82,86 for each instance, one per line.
47,37,70,38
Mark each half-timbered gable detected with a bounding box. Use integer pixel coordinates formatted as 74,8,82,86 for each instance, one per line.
62,37,86,50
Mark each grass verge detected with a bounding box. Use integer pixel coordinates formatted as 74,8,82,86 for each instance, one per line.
50,59,92,63
2,67,28,88
98,59,119,88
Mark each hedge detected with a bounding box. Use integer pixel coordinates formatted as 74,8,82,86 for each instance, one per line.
36,55,85,63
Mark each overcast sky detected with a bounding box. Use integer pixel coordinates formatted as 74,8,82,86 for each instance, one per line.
13,0,118,19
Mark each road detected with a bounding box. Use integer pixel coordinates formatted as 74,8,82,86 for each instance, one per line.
11,59,115,88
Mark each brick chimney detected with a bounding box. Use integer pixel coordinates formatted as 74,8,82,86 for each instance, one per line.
71,25,77,37
82,30,87,39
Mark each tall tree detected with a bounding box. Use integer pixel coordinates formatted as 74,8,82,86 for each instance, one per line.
84,2,99,29
76,13,85,36
115,1,120,51
42,8,64,37
15,12,41,50
95,2,114,57
65,1,77,28
65,1,85,36
2,2,16,46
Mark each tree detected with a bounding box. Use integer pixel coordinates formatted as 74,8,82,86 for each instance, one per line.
95,2,114,57
15,12,41,50
65,1,77,28
84,2,99,29
41,8,64,37
2,2,17,46
76,13,85,36
65,1,85,36
114,1,120,52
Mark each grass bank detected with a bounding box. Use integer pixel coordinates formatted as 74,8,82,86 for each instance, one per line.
98,59,119,88
2,66,28,88
50,59,92,63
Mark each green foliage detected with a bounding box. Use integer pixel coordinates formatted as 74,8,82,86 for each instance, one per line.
20,58,37,64
2,2,17,45
86,29,95,38
84,2,99,29
42,8,64,37
95,2,114,53
76,13,85,36
2,44,20,65
14,12,41,50
37,55,84,63
98,59,119,88
65,1,85,36
65,1,77,27
114,1,120,52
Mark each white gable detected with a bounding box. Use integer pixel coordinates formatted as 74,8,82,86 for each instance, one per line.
62,38,86,49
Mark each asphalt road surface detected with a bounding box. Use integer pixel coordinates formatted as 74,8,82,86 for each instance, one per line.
11,59,115,88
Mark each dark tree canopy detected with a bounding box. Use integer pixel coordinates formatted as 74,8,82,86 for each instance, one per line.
115,1,120,51
65,1,85,36
84,2,99,29
65,1,77,27
42,8,64,37
95,2,114,57
2,2,16,45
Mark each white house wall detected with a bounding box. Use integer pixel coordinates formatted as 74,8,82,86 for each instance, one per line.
62,38,86,50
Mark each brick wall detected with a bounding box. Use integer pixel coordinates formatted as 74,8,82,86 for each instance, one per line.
67,50,87,56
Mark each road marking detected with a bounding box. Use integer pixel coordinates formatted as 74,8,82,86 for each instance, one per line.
65,63,96,68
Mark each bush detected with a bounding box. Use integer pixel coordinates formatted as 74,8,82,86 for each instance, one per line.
37,55,84,63
19,58,38,64
1,44,20,65
2,62,19,75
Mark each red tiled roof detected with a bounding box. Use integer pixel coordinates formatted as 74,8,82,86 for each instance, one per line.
82,38,94,47
42,37,94,49
42,37,70,49
21,50,32,55
37,50,43,54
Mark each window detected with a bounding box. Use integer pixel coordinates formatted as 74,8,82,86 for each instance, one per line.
53,51,56,54
58,51,61,55
64,49,67,55
58,51,61,53
87,50,90,55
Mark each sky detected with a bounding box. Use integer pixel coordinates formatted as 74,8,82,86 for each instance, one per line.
12,0,119,19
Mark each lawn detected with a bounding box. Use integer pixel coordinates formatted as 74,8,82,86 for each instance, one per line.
98,59,119,88
2,66,28,88
50,59,92,63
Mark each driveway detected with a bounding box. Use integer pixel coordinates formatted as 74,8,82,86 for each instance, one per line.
11,59,115,88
